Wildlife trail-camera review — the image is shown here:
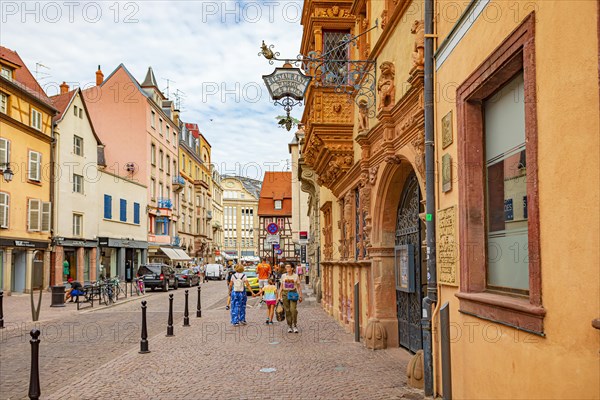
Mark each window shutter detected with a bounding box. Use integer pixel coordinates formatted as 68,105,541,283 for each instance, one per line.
41,202,51,232
0,193,8,228
104,195,112,219
0,138,8,165
29,151,40,181
120,199,127,222
28,199,41,231
134,202,140,224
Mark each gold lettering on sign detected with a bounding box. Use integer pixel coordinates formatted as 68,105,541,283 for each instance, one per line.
442,111,453,149
437,206,457,286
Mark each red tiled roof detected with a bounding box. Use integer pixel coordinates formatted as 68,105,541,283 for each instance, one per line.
0,46,53,105
185,122,200,139
258,172,292,216
50,89,77,122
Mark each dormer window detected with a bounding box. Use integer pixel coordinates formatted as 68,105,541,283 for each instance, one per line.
274,200,282,210
1,66,13,81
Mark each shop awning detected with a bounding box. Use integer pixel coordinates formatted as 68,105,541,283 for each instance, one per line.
174,249,192,261
160,247,191,261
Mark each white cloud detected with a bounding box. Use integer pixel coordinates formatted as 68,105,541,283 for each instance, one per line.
0,0,305,175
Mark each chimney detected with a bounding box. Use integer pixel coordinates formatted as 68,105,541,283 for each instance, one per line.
60,81,69,94
96,65,104,86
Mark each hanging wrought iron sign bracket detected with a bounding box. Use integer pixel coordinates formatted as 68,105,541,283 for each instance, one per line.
261,23,378,130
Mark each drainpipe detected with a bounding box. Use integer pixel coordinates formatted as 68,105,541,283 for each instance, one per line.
422,0,437,396
50,123,57,288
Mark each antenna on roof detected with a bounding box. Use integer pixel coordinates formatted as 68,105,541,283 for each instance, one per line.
35,63,50,82
173,89,186,110
162,78,176,99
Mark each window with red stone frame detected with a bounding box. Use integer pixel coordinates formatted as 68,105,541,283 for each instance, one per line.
454,13,546,335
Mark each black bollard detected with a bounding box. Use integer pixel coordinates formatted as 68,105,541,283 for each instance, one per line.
166,294,174,337
183,290,190,327
139,300,150,354
28,329,41,399
0,290,4,329
196,285,202,318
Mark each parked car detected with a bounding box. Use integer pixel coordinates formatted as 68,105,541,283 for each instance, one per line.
175,269,200,287
137,264,178,292
243,269,260,295
205,264,224,280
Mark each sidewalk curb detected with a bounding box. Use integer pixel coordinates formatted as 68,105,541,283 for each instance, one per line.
80,293,151,314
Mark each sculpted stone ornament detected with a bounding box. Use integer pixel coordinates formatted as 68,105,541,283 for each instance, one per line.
358,99,369,132
369,165,379,186
377,62,395,112
411,20,425,71
365,318,388,350
411,134,425,178
385,154,402,165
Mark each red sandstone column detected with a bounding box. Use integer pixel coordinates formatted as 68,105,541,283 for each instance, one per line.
54,246,64,286
76,247,84,281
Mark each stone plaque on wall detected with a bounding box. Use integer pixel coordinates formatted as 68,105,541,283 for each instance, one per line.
442,111,453,149
442,153,452,193
437,206,457,286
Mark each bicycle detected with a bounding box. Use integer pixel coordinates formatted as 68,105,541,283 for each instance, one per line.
112,277,127,301
99,279,115,305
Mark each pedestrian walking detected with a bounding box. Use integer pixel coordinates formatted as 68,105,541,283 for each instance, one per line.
229,265,255,326
271,263,283,290
277,263,303,333
225,267,235,310
256,277,278,324
257,258,271,290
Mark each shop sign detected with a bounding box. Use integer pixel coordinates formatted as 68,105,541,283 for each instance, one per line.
0,239,49,249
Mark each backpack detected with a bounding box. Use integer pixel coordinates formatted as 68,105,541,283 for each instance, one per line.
232,273,246,292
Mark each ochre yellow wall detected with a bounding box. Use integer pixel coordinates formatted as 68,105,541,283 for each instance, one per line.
0,85,52,241
434,1,600,398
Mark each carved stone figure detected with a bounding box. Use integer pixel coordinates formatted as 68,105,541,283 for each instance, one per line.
358,99,369,132
411,20,425,70
369,165,379,186
385,154,402,165
377,62,395,112
412,134,425,178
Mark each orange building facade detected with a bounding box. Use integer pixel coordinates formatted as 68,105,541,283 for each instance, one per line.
298,0,599,398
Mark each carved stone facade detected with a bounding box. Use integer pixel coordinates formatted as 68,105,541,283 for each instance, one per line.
299,0,426,350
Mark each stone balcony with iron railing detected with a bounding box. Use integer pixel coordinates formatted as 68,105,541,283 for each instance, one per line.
172,175,185,191
157,198,173,210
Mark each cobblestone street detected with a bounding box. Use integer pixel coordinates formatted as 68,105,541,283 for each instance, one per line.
1,282,422,399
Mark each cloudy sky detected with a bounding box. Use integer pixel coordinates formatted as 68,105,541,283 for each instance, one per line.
0,0,304,180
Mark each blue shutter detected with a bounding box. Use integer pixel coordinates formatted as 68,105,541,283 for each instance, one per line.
120,199,127,222
104,195,112,219
134,202,140,224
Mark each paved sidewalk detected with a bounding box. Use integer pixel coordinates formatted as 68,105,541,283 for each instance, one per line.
45,285,424,400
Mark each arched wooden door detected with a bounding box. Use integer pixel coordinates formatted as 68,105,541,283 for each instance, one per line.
394,173,424,353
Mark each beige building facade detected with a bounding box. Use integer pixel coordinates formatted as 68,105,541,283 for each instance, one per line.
221,176,260,261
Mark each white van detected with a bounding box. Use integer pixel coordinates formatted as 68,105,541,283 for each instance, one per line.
205,264,224,280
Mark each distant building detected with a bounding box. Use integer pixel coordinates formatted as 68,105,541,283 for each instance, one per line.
257,171,294,263
211,167,224,263
221,175,260,261
178,122,212,263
